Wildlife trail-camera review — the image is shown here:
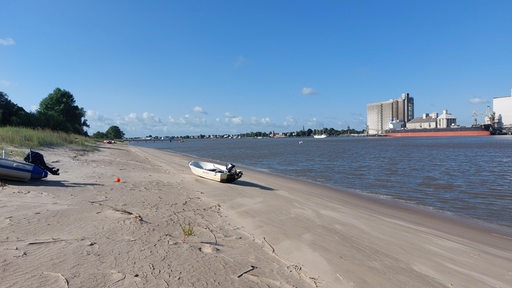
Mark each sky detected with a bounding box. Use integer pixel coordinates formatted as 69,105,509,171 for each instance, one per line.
1,0,511,137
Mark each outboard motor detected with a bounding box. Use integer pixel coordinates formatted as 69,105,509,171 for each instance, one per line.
24,150,60,175
226,163,235,173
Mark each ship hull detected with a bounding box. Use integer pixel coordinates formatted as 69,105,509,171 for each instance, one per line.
385,126,493,137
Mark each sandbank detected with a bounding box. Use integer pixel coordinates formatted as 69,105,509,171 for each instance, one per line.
1,144,511,287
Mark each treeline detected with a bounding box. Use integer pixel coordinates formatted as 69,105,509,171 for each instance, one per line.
1,88,88,135
241,127,364,138
188,127,365,139
0,88,126,139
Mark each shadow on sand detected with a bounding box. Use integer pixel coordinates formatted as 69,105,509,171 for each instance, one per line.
233,180,274,191
3,179,103,188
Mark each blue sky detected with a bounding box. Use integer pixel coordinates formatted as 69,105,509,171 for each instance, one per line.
1,0,511,137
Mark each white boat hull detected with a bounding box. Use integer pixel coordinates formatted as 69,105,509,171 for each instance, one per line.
0,158,48,181
188,161,243,183
313,134,327,139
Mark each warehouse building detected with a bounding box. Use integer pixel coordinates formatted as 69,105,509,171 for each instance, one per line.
493,94,512,130
406,110,457,129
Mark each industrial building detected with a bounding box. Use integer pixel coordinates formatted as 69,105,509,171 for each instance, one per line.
406,110,457,129
366,93,414,135
367,91,511,135
493,95,512,131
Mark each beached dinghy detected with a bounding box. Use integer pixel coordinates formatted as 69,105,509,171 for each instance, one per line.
0,158,48,181
188,161,243,183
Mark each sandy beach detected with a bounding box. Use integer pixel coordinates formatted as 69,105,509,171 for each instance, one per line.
1,144,511,288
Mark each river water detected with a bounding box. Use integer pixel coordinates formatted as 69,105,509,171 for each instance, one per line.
130,136,512,231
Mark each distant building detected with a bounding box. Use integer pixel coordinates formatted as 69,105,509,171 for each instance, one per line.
407,110,456,129
366,93,414,135
493,95,512,129
407,113,437,129
437,110,457,128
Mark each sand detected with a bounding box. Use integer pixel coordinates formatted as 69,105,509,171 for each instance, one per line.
1,143,511,288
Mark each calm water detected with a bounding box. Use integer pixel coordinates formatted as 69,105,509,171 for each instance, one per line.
131,136,512,231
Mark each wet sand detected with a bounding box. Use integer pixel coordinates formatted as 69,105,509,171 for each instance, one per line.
1,144,511,287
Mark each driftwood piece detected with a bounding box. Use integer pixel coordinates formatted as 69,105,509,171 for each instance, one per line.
237,265,257,278
28,239,66,245
206,226,218,245
89,201,148,223
106,270,126,288
263,237,276,255
27,237,86,245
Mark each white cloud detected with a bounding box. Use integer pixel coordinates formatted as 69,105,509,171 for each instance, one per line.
193,106,207,114
86,110,116,133
302,87,316,95
168,115,178,123
469,97,486,104
86,110,103,120
260,117,271,124
0,38,15,46
85,108,350,137
119,112,167,135
283,116,297,126
231,117,243,124
88,110,210,136
125,113,138,121
224,112,243,125
168,115,189,124
141,112,161,123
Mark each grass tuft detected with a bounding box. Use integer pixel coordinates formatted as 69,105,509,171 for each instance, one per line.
180,222,195,242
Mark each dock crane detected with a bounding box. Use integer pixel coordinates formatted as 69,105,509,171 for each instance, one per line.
472,105,495,126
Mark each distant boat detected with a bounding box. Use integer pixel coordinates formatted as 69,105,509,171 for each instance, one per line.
313,134,328,139
0,158,48,181
188,161,243,183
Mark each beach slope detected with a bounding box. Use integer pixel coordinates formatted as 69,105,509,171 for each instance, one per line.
1,144,511,287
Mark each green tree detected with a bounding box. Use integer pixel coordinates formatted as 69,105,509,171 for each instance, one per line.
92,131,107,139
105,125,125,139
37,88,89,135
0,91,34,127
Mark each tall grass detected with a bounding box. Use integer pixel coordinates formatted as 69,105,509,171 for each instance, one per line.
0,127,96,150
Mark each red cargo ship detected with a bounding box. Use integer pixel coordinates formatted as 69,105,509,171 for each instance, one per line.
385,124,494,137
